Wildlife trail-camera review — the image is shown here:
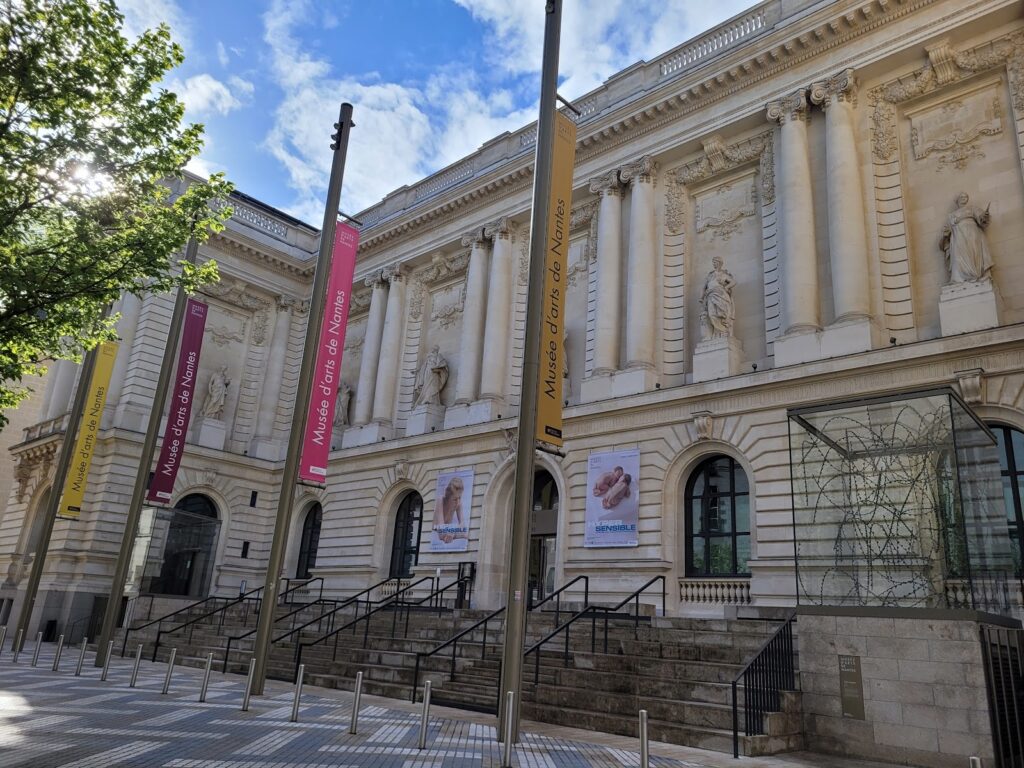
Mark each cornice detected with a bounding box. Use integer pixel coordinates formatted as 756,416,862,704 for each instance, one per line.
209,229,315,279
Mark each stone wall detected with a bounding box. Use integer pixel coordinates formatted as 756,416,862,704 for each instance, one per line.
799,608,1012,767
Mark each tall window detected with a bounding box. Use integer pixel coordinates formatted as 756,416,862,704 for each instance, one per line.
296,503,322,579
390,492,423,579
148,493,219,597
992,425,1024,574
685,456,751,576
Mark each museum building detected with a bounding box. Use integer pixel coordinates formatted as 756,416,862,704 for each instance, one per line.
1,0,1024,653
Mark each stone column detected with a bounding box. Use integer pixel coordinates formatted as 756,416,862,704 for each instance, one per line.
352,274,388,426
453,229,490,404
42,360,78,421
479,218,513,403
104,293,141,422
810,70,870,323
589,171,624,375
252,296,295,444
620,156,658,373
371,265,407,425
766,89,820,335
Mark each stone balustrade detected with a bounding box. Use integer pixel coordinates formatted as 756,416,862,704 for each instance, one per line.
680,577,751,605
21,414,68,443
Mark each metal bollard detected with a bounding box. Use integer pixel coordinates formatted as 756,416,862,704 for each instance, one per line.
100,640,114,681
11,628,23,663
502,690,515,768
970,759,983,768
290,664,305,722
74,638,88,676
51,634,65,672
241,658,255,711
161,649,176,694
30,631,43,667
639,709,649,768
349,670,363,734
198,652,213,702
418,680,432,750
129,644,143,688
0,625,7,656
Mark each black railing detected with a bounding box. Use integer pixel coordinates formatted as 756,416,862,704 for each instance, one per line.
524,576,665,684
731,612,797,758
121,591,245,657
527,575,588,629
410,606,505,703
149,586,265,661
981,624,1024,768
279,577,324,605
66,613,93,645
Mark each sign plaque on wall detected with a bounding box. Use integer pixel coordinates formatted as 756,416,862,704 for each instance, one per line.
838,654,866,720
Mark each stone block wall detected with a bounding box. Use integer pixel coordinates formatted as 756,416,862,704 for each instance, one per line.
798,608,1014,768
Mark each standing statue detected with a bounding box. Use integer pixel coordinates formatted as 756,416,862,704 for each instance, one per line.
941,192,993,284
202,366,231,419
414,345,449,407
333,382,352,428
699,255,736,341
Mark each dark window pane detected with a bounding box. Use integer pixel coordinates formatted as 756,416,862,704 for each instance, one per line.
736,535,751,574
708,460,731,493
735,496,750,533
1012,429,1024,468
691,473,704,497
691,500,703,535
690,538,705,575
708,497,732,534
1004,476,1017,521
995,428,1009,471
709,537,734,575
734,467,749,494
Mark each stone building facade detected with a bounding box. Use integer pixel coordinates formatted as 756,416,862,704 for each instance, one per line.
2,0,1024,632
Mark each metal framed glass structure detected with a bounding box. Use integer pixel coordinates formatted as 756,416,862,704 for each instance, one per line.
788,388,1018,613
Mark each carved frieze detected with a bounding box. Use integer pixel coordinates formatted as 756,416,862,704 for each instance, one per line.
431,283,466,329
569,200,599,265
906,81,1003,172
695,178,758,241
350,287,372,314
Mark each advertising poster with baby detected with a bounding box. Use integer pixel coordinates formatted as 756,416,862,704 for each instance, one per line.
431,468,474,552
585,448,640,547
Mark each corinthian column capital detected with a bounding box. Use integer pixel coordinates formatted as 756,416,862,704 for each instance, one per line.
381,263,407,284
588,169,623,197
363,270,387,290
810,69,857,110
766,88,809,124
619,155,658,186
484,216,511,241
460,226,487,248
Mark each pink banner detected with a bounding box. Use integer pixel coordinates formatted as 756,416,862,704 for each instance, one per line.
147,298,208,503
299,222,360,482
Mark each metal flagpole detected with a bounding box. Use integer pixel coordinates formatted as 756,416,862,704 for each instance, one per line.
498,0,563,744
13,345,100,649
250,102,354,695
94,235,200,666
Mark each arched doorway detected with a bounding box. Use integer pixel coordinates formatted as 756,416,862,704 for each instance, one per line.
389,492,423,579
149,493,220,597
684,455,751,576
296,503,323,579
528,470,559,601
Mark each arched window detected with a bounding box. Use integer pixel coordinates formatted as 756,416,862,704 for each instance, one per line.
529,470,559,600
147,493,220,597
296,503,323,579
390,492,423,579
991,424,1024,574
685,456,750,577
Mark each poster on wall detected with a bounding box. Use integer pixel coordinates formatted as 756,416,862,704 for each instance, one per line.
585,448,640,548
430,468,474,552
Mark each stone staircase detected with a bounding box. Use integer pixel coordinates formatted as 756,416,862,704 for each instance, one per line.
115,597,802,757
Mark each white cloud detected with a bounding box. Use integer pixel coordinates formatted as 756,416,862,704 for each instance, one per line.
217,41,230,68
117,0,191,47
229,76,256,99
169,73,251,117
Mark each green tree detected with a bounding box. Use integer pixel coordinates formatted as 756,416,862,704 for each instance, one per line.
0,0,232,428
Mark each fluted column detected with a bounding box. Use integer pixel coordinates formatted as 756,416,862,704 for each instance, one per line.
43,360,78,421
104,293,142,422
811,70,870,322
453,229,490,404
253,296,295,439
480,218,512,402
767,89,820,334
620,156,658,370
371,266,407,424
589,171,624,375
353,274,388,426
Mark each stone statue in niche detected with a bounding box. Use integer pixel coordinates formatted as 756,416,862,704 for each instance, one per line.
699,255,736,340
414,345,449,407
202,366,231,419
941,192,993,284
333,382,352,428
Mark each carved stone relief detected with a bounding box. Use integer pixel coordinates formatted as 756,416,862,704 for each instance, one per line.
673,130,775,219
431,283,466,329
694,178,758,241
906,80,1004,171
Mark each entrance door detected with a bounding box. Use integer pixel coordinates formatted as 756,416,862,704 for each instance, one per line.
528,470,558,602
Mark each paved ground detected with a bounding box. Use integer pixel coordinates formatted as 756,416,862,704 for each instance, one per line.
0,640,893,768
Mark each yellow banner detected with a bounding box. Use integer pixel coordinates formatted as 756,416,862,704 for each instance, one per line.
58,342,119,520
535,111,577,447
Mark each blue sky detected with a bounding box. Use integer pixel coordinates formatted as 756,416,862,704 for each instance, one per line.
117,0,758,226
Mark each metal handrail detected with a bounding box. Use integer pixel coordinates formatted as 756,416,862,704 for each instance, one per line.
587,575,667,653
149,586,264,661
222,597,340,673
410,606,506,702
731,611,797,758
66,613,94,644
121,591,244,657
527,575,588,628
279,577,324,605
292,577,435,675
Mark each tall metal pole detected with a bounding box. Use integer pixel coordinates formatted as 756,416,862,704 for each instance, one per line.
250,102,354,695
94,236,200,666
13,338,101,648
498,0,563,744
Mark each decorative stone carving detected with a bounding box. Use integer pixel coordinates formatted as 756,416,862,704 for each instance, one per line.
674,131,775,207
483,216,510,241
926,38,960,86
206,324,245,347
907,86,1003,172
503,427,517,458
202,366,231,419
200,277,272,313
381,263,406,284
699,256,736,340
344,333,365,352
693,410,714,440
419,251,471,285
394,460,409,480
619,155,657,185
431,284,466,329
565,256,588,287
941,193,993,284
363,271,387,290
250,311,269,346
414,345,449,407
695,179,757,241
350,287,372,313
570,200,599,264
408,279,425,321
664,177,686,234
517,224,530,285
14,459,31,502
333,382,352,428
765,89,809,124
955,368,985,405
460,227,487,248
810,68,857,109
588,169,623,197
